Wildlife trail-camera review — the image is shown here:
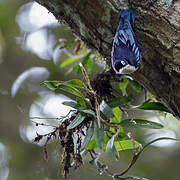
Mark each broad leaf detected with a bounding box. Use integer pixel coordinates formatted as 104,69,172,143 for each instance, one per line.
60,56,79,68
82,52,93,75
67,113,86,129
64,79,89,91
107,97,132,108
114,140,140,151
82,52,91,66
110,107,122,123
94,123,104,149
79,109,95,116
72,64,82,75
81,123,94,150
86,139,97,150
58,84,84,98
137,100,171,113
42,81,84,98
63,101,95,116
76,97,86,107
119,78,129,96
106,135,119,160
100,100,114,119
41,80,61,90
120,119,163,129
62,101,81,109
127,78,141,92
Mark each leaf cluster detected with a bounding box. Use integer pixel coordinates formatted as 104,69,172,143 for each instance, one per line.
38,64,175,179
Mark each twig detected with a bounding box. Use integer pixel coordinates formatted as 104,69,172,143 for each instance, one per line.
88,132,139,179
29,110,76,121
114,132,137,177
80,63,101,128
30,120,57,128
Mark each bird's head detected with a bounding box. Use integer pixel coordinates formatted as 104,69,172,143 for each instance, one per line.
113,59,137,74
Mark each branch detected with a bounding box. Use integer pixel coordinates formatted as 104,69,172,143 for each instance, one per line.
34,0,180,119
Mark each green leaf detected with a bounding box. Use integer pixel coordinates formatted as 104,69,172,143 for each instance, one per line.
106,135,119,160
137,100,171,113
41,81,61,90
104,134,110,144
62,101,81,109
76,97,86,107
114,140,140,151
107,97,132,108
81,123,94,150
100,100,114,119
67,113,86,129
64,79,89,91
82,52,93,75
82,52,91,66
120,119,164,129
73,64,82,75
60,56,79,68
127,78,141,92
86,139,97,150
94,123,104,149
119,78,129,96
42,81,85,98
79,109,95,116
58,84,84,98
111,107,122,123
62,101,95,116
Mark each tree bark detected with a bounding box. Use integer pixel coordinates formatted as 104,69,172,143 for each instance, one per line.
35,0,180,119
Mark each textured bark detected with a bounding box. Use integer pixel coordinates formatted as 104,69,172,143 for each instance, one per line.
35,0,180,119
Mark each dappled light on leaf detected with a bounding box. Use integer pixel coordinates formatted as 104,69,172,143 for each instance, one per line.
107,96,132,108
67,113,86,129
100,100,114,119
137,100,171,113
120,119,163,129
94,123,104,149
114,140,140,151
106,135,119,160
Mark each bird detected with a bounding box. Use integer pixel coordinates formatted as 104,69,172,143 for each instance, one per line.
111,9,141,74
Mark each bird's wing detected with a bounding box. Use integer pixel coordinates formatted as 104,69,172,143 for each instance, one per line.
115,20,136,48
113,19,141,66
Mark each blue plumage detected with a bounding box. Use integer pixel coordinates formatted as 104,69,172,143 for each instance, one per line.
111,9,141,74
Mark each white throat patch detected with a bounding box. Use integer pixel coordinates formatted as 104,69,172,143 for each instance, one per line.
118,64,137,74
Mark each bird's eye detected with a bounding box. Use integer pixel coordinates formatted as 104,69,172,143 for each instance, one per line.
121,60,125,65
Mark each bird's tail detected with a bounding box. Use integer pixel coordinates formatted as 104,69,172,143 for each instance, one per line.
118,9,135,27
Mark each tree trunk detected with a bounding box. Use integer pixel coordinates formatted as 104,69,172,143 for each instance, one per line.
35,0,180,119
